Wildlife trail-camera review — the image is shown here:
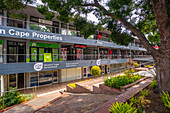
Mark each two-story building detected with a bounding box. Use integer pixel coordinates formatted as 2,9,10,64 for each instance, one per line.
0,5,149,93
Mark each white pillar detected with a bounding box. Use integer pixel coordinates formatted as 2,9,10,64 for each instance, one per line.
1,75,4,96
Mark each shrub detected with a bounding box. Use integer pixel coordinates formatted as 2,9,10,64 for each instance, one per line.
91,66,101,77
69,83,76,89
69,79,92,89
160,91,170,111
145,65,152,68
104,74,142,89
149,80,157,88
124,69,135,75
130,89,151,113
0,87,34,110
108,102,137,113
134,63,139,67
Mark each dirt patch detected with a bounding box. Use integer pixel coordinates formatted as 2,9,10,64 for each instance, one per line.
35,93,117,113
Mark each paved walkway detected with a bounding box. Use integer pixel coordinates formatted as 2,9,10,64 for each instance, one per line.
3,72,123,113
3,69,153,113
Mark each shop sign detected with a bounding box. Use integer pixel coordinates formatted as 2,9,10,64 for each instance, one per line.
97,34,102,39
34,62,43,71
74,44,87,49
30,42,59,48
0,28,62,41
96,59,101,66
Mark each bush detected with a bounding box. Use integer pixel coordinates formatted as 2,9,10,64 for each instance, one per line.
130,89,151,113
160,91,170,111
145,65,152,68
108,102,137,113
91,66,101,77
69,83,76,89
0,87,34,110
149,80,157,88
124,69,135,75
104,74,142,89
134,63,139,67
69,79,92,89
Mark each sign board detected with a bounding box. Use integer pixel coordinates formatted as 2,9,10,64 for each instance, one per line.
34,63,43,71
96,59,101,66
44,53,52,62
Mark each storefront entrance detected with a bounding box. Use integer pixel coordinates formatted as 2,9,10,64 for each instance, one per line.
18,73,24,89
7,41,26,63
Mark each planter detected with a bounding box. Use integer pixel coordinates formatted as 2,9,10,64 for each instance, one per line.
94,77,150,95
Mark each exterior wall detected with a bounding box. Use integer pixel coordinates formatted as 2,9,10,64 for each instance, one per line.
61,68,81,82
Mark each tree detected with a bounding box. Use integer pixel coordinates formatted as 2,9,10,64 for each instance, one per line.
0,0,35,19
37,0,170,92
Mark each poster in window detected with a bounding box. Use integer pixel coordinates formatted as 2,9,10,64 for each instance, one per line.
61,48,67,61
52,48,58,61
44,53,52,62
77,49,82,60
31,48,37,61
39,48,44,61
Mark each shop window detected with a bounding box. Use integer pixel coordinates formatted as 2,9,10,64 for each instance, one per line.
7,41,26,63
30,72,38,87
30,42,59,62
9,74,16,88
39,71,53,86
30,16,52,33
7,18,25,28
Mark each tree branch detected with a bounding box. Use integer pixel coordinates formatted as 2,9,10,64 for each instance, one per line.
81,0,159,57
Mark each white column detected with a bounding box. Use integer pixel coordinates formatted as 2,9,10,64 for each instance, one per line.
1,75,4,96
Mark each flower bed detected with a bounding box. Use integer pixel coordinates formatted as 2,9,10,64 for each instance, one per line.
104,74,142,89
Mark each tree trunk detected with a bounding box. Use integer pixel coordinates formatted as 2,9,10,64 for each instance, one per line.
155,54,170,92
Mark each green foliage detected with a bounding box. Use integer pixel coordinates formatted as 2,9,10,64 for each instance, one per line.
0,0,34,19
134,63,139,67
91,66,101,77
37,5,54,20
149,80,157,88
130,89,151,113
108,102,137,113
73,16,99,39
0,87,34,110
139,89,151,97
124,69,135,75
104,74,142,89
160,91,170,111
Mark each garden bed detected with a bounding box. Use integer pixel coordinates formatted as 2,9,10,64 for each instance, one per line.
93,76,150,95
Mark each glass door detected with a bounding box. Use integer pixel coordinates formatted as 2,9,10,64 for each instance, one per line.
53,71,58,83
18,42,26,62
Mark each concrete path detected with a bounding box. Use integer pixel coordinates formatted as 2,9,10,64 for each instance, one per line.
3,92,62,113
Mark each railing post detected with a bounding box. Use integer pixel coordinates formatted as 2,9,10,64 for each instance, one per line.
2,93,4,109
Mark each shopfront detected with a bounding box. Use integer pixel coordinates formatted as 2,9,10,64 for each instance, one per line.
30,42,59,62
7,40,26,63
99,48,109,59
